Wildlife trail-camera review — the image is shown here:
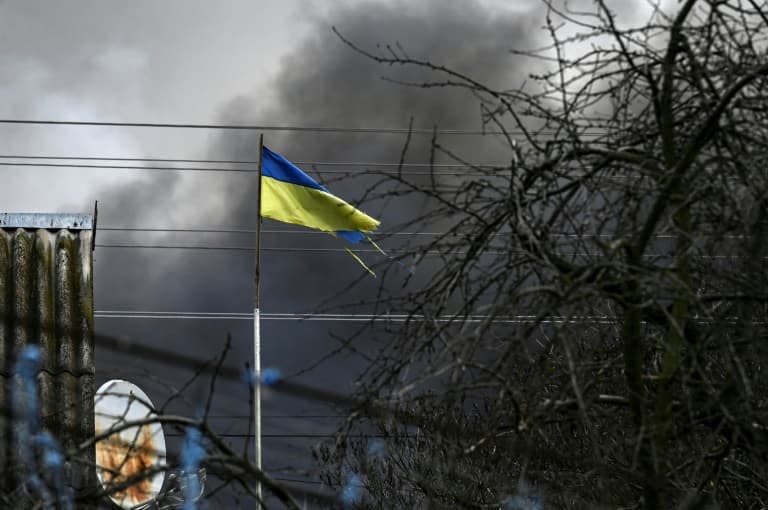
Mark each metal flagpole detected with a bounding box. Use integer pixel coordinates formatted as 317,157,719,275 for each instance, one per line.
254,133,264,506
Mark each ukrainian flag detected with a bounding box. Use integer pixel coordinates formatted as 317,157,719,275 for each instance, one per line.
260,146,380,243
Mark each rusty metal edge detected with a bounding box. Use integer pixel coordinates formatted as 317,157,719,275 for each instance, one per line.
0,213,93,230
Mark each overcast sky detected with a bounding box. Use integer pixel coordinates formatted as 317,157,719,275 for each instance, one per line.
0,0,678,505
0,0,666,211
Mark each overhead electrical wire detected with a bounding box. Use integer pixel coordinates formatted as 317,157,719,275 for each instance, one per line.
92,243,755,260
0,153,507,169
207,415,344,419
99,227,447,236
0,162,508,178
94,310,619,323
165,433,401,439
0,117,608,136
0,118,502,134
94,243,410,253
89,243,583,256
99,226,741,241
0,161,506,177
94,310,763,325
0,161,255,173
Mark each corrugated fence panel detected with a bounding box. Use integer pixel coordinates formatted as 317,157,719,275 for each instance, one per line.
0,214,95,507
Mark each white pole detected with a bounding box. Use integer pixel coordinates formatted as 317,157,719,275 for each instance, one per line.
254,307,262,506
254,134,264,507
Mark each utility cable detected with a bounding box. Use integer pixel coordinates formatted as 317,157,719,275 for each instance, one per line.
94,243,403,253
0,117,608,136
92,242,758,260
0,160,505,177
95,310,618,324
99,227,447,236
98,226,741,240
0,153,507,168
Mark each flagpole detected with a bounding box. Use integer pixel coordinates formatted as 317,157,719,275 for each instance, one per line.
254,133,264,507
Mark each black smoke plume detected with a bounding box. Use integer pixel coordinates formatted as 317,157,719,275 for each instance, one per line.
93,0,546,495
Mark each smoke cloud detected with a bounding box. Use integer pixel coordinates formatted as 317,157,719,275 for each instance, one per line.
91,0,548,494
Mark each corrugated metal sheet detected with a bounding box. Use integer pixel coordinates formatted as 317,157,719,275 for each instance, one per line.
0,213,95,506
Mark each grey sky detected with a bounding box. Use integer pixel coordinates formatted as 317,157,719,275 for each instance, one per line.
0,0,320,212
0,0,669,211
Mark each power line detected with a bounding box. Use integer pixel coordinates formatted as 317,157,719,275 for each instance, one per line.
93,242,759,260
93,242,542,256
99,226,744,241
0,154,247,164
0,161,253,173
102,227,260,234
165,433,395,439
94,243,402,253
95,242,461,255
94,310,619,324
208,415,344,419
0,117,607,136
0,118,495,134
99,227,444,236
100,226,747,242
94,311,761,326
0,160,504,176
0,153,507,169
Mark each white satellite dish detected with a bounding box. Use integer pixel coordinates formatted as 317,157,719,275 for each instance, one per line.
94,379,167,509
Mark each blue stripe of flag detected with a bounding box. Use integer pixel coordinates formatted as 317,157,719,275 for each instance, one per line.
262,146,328,192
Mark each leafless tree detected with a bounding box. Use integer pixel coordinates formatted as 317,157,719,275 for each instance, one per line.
317,1,768,508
